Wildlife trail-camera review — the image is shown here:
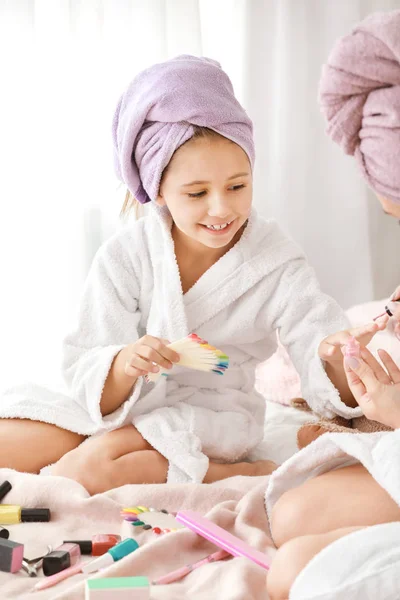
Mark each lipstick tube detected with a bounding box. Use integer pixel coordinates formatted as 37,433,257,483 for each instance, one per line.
63,534,121,556
0,481,12,503
0,505,50,524
43,543,81,576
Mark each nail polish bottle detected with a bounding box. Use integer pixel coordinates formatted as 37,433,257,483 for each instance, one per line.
43,543,81,576
0,506,50,524
63,534,121,556
344,337,360,358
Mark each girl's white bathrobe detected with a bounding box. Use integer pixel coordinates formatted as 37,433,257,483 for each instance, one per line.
1,206,351,483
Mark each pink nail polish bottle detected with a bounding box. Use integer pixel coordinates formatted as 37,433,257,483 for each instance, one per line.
344,337,360,358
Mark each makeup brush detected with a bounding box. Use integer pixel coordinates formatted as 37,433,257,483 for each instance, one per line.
146,334,229,383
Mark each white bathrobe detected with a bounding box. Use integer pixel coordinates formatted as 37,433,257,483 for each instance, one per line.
265,430,400,599
1,206,350,483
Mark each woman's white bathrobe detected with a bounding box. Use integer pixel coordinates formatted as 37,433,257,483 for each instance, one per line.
1,206,351,483
265,430,400,599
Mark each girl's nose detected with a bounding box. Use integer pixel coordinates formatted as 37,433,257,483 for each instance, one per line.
207,193,231,218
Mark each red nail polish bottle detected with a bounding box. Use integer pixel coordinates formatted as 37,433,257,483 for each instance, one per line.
63,534,121,556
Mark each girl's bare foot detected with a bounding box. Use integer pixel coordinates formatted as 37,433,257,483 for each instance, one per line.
251,460,279,476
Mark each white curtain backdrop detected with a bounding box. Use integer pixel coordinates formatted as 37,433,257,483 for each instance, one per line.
0,0,399,392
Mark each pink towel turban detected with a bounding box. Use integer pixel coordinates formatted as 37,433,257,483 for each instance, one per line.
112,55,254,204
319,10,400,203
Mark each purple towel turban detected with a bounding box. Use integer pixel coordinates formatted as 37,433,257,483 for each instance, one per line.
319,10,400,203
112,55,254,204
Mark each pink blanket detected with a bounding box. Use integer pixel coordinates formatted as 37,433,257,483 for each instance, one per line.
0,469,275,599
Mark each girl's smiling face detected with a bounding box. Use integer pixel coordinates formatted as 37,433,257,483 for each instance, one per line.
157,133,252,251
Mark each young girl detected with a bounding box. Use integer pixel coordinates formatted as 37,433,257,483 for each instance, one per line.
0,55,382,492
266,10,400,599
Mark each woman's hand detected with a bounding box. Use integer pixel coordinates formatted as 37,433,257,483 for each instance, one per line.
319,318,388,365
123,335,180,378
391,285,400,302
344,346,400,429
318,317,388,407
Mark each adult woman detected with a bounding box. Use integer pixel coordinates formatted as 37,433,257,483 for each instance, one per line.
267,9,400,600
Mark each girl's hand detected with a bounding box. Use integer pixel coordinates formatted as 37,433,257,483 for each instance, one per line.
319,317,388,365
123,335,180,378
344,346,400,429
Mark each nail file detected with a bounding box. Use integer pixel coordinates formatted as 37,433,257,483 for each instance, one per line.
0,538,24,573
176,510,270,570
85,576,150,599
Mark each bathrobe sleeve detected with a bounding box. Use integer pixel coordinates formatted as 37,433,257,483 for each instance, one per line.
269,256,363,419
62,231,144,429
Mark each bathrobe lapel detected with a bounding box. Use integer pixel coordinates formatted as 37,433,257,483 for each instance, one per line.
146,206,300,338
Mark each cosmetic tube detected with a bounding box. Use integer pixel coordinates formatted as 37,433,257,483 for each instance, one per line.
0,506,50,524
43,543,81,576
63,534,121,556
82,538,139,574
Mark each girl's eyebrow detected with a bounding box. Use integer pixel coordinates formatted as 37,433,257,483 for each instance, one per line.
181,172,250,187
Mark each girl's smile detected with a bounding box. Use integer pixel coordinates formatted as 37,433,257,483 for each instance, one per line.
198,219,236,235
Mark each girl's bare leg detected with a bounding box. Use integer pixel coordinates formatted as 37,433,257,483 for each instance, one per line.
51,424,278,494
270,464,400,547
0,419,85,473
267,526,365,600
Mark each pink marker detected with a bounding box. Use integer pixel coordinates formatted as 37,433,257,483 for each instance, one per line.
176,510,270,570
344,336,360,358
32,562,85,591
152,549,230,585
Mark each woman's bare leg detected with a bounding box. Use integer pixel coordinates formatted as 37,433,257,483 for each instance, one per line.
0,419,85,473
270,463,400,547
267,526,365,600
51,424,278,494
